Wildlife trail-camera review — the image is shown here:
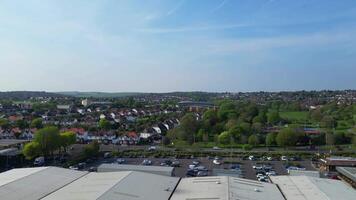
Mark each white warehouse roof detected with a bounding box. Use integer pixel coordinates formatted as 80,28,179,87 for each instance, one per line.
171,176,285,200
0,167,88,200
1,167,355,200
43,171,179,200
270,175,356,200
97,163,175,176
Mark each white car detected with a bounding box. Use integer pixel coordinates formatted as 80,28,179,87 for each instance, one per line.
281,156,288,161
266,171,277,176
213,159,221,165
142,159,152,165
148,146,157,151
212,146,221,150
192,161,200,166
69,165,79,170
256,173,265,178
248,156,255,161
189,164,196,169
258,176,268,182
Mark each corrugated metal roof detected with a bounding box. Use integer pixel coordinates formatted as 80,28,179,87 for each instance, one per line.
270,175,356,200
97,163,174,176
0,167,87,200
0,167,48,187
42,171,131,200
336,167,356,182
288,170,320,178
171,176,284,200
98,171,179,200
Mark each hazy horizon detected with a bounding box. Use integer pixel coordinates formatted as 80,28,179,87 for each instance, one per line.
1,0,356,92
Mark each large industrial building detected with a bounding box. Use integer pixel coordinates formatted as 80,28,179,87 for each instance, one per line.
270,175,356,200
336,167,356,188
97,163,175,176
0,166,355,200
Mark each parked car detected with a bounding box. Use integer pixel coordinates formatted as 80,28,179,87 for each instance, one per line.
186,169,196,177
192,161,200,166
142,159,152,165
212,146,221,150
248,155,255,161
281,156,288,161
78,162,86,169
89,167,97,172
196,171,208,177
104,152,112,158
194,166,208,171
171,160,180,167
34,157,45,166
148,146,157,151
213,159,221,165
160,160,172,166
69,165,79,170
230,164,240,170
189,164,196,169
117,158,126,164
266,171,277,176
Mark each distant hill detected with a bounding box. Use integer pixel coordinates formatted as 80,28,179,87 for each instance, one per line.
56,91,142,98
0,91,66,99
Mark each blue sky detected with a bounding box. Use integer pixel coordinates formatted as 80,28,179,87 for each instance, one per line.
0,0,355,92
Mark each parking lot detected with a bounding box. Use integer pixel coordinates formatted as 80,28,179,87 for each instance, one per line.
83,155,317,181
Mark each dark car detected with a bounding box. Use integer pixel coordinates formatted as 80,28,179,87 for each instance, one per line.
186,169,197,177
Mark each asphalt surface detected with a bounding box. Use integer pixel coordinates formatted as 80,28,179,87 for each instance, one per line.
82,156,317,180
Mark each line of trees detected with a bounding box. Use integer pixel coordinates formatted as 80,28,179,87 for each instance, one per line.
166,100,356,148
22,127,76,160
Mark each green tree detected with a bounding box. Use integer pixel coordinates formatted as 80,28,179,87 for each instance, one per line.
34,126,61,156
276,128,298,148
252,122,263,134
228,125,242,143
352,135,356,146
30,118,43,129
99,118,111,130
83,140,100,158
162,136,171,146
225,119,238,130
16,119,28,129
267,110,281,125
310,109,323,122
325,133,335,145
248,134,259,147
202,110,218,127
217,101,236,121
60,131,76,153
266,132,277,146
218,131,232,145
0,118,10,129
180,113,199,144
321,116,336,129
23,142,41,160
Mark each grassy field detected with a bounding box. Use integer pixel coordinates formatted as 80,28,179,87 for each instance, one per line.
280,111,309,122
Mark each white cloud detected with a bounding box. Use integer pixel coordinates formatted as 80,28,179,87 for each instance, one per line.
166,0,186,16
137,23,247,33
211,0,229,13
207,29,356,54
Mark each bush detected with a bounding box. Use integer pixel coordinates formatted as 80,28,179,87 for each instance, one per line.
242,144,253,151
